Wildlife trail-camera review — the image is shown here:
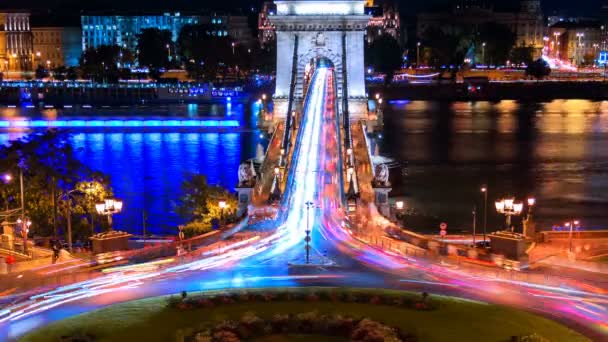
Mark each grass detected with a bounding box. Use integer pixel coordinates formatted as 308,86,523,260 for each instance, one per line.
19,287,589,342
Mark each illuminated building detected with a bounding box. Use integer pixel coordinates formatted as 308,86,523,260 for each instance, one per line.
417,0,544,56
365,3,401,44
0,11,33,74
81,12,253,64
258,2,277,48
32,27,82,67
549,21,601,66
258,0,401,47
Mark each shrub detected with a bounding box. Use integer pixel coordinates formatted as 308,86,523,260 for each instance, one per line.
166,295,182,308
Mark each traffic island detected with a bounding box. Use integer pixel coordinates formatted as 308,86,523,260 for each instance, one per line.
19,287,588,342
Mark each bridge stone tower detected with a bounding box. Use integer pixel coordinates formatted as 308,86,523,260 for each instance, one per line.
270,0,369,120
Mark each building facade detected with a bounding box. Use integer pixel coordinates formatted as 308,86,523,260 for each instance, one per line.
32,27,82,68
549,21,601,66
0,12,33,73
258,0,402,47
417,0,544,56
82,12,253,58
365,3,401,44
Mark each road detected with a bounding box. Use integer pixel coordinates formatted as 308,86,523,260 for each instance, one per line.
1,65,608,341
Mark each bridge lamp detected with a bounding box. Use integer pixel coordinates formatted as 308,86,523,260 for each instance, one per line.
395,201,404,210
375,93,380,100
262,94,267,100
96,198,123,230
495,197,523,231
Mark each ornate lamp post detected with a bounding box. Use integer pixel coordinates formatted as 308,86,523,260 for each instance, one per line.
480,186,488,244
95,198,123,231
495,197,523,232
16,218,31,254
304,201,314,264
218,200,228,227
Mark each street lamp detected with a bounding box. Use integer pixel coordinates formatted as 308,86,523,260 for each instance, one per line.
495,197,523,232
16,218,31,254
482,42,486,66
565,220,580,253
576,32,585,66
218,200,228,227
416,41,421,68
231,42,236,55
304,200,314,264
481,186,488,244
4,170,26,238
95,198,123,231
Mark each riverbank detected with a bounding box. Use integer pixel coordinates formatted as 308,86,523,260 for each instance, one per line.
373,81,608,101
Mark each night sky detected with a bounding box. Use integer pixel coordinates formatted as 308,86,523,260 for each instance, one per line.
0,0,603,17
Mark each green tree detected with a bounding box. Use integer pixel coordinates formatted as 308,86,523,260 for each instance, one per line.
0,130,114,238
365,34,403,84
52,65,68,81
177,24,235,82
422,27,471,69
137,28,172,71
526,58,551,80
176,173,237,236
475,23,516,66
80,45,133,83
510,47,535,65
35,65,49,79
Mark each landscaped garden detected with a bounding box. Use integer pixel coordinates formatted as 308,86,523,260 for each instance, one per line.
19,287,589,342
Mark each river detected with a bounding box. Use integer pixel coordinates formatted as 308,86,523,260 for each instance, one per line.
2,99,608,236
382,99,608,234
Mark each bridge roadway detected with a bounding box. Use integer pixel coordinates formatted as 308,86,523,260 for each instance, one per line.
1,67,608,341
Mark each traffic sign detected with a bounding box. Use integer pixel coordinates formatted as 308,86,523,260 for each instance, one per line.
440,222,447,230
440,230,447,237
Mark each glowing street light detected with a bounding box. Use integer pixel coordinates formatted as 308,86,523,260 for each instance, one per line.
395,201,404,210
95,198,123,231
565,220,581,252
218,200,228,227
480,186,488,244
495,197,523,232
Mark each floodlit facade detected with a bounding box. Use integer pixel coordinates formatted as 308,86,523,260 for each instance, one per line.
417,0,544,55
32,27,82,67
0,11,33,73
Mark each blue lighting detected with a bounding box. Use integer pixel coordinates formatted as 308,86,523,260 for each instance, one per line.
0,119,241,129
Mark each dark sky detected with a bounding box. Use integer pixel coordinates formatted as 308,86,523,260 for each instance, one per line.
0,0,603,17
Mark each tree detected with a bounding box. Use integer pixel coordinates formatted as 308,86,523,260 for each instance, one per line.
526,58,551,80
475,23,516,66
66,66,78,81
421,27,471,69
137,28,172,70
35,65,49,80
0,130,114,238
80,45,133,83
365,34,403,84
510,47,535,66
52,66,68,81
177,24,235,82
176,173,237,236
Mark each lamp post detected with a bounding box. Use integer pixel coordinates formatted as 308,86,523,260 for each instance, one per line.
231,42,236,55
218,200,227,227
416,42,421,68
576,32,585,66
482,42,486,66
553,32,561,59
305,200,314,264
565,220,580,253
16,218,31,254
495,197,523,232
472,206,477,246
95,198,123,231
481,186,488,244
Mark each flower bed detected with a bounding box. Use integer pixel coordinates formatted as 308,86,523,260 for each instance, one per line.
184,311,415,342
166,289,437,312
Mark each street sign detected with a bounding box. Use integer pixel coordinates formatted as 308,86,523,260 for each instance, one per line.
440,222,447,230
440,230,447,237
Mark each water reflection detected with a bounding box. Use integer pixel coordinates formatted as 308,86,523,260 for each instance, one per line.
384,100,608,232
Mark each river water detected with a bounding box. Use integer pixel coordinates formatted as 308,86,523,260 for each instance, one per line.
382,100,608,234
2,99,608,236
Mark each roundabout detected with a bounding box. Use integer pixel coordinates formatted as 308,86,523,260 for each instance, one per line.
18,287,587,342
